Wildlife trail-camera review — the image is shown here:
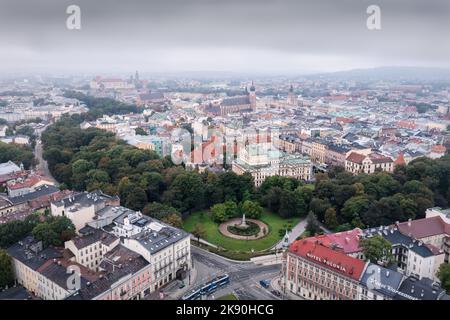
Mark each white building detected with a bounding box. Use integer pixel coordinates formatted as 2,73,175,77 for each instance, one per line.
50,191,120,232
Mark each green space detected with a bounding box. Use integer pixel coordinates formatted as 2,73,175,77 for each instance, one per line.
183,210,299,252
227,221,260,236
216,294,238,300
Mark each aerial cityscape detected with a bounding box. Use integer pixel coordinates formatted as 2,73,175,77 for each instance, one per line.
0,0,449,308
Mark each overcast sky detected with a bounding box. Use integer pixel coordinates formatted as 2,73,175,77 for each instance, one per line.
0,0,449,75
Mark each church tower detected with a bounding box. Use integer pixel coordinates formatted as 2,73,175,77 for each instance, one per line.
249,81,256,110
287,84,298,106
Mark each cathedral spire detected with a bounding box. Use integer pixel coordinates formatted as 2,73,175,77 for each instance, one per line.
250,81,255,92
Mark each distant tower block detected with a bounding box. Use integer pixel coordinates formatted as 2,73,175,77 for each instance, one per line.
287,84,298,106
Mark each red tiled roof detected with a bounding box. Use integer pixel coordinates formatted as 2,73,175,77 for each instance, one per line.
431,145,446,153
335,117,354,124
368,153,393,164
7,175,53,190
397,216,449,239
346,152,366,164
312,229,363,254
396,120,417,130
289,239,366,281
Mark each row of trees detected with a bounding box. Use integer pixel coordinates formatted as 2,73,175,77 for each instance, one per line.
0,213,75,249
0,141,36,169
63,91,139,120
262,159,450,232
211,200,263,223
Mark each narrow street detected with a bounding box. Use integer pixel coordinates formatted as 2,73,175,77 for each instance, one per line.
34,125,58,185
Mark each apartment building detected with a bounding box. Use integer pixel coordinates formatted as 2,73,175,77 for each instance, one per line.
345,151,394,174
50,191,120,232
7,236,98,300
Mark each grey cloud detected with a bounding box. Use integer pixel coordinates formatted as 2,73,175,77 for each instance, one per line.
0,0,449,74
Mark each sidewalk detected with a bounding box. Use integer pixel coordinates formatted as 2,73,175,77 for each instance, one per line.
146,266,198,300
270,275,304,300
165,266,198,300
190,235,218,248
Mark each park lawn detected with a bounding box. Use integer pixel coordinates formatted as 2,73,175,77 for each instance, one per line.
183,210,300,252
216,294,238,300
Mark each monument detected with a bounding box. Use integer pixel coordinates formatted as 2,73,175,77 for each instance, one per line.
236,213,248,229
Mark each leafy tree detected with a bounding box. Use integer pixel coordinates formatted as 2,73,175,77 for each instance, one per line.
211,201,238,223
0,249,14,288
32,224,59,247
143,202,180,220
71,159,95,190
123,186,148,211
359,235,393,264
0,141,36,169
261,187,283,213
0,214,40,248
135,127,148,136
279,190,307,218
341,196,371,222
437,263,450,294
162,213,183,228
305,212,321,235
240,200,263,219
309,198,331,221
191,224,207,244
162,172,205,212
324,207,339,229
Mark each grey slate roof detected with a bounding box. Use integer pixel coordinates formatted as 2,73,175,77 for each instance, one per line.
362,227,435,258
67,245,149,300
394,277,446,300
52,190,118,209
221,96,250,107
70,228,117,249
360,263,404,298
8,184,59,205
7,236,62,270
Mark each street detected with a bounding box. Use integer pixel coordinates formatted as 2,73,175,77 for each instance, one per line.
187,246,284,300
34,125,58,185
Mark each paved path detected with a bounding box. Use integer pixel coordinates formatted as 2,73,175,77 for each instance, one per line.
273,218,307,250
190,235,218,248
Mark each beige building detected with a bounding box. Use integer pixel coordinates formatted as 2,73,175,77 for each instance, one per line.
345,152,394,175
311,140,327,164
232,143,312,186
64,229,120,271
7,237,98,300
